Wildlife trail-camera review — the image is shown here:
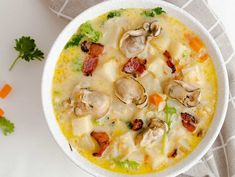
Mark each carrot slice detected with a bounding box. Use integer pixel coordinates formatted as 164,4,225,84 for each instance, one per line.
185,33,204,52
149,93,163,106
198,53,209,63
0,84,12,99
0,108,4,117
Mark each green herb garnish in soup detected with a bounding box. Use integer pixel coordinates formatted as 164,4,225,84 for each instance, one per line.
52,8,217,174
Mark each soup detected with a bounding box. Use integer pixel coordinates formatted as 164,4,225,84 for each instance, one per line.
52,8,217,174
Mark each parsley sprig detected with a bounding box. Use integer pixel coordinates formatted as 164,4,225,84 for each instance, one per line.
143,7,166,17
0,117,14,136
107,10,121,19
165,103,177,131
113,158,139,170
9,36,44,71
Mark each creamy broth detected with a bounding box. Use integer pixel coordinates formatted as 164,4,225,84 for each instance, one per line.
52,8,217,174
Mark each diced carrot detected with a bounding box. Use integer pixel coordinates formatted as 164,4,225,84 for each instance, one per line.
149,93,163,106
174,75,182,80
185,33,204,52
198,53,209,63
0,84,12,99
0,108,4,117
144,154,150,163
175,64,182,73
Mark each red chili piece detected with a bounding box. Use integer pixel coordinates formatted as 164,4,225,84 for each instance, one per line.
82,56,98,76
181,120,196,132
122,57,147,77
89,43,104,57
181,112,197,132
163,50,176,73
90,131,110,157
131,119,144,131
181,112,197,124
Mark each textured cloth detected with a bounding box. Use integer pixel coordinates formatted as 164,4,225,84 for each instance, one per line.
49,0,235,177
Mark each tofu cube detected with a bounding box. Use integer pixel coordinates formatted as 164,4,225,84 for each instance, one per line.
151,32,171,51
118,132,136,156
139,72,162,93
148,58,171,80
102,60,118,82
72,115,93,136
169,41,189,61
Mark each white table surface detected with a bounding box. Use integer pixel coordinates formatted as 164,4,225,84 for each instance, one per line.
0,0,234,177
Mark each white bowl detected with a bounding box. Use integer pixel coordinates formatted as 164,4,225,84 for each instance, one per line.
41,0,229,176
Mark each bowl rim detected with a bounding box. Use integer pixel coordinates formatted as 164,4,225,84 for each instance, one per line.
41,0,229,177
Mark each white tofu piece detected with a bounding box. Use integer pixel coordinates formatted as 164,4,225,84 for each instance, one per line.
182,64,204,86
145,146,166,170
148,58,171,80
139,72,162,93
169,41,189,61
101,18,123,49
111,98,136,121
72,115,93,136
77,134,97,152
127,150,145,164
118,132,137,156
151,32,171,51
102,60,118,82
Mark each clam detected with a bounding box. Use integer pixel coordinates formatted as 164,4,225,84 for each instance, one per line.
149,21,162,37
143,21,162,37
136,118,168,147
164,80,201,107
114,77,148,108
119,29,147,58
119,21,162,58
71,85,110,118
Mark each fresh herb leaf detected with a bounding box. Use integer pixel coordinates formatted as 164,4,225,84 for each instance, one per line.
65,22,102,49
165,103,177,131
113,158,139,170
107,10,121,19
153,7,165,15
0,117,14,136
65,34,84,49
182,50,190,59
143,7,165,17
165,104,176,114
92,118,100,126
9,36,44,71
79,22,102,42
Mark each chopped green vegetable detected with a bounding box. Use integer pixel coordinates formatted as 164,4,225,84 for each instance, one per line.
113,158,139,170
65,34,84,49
182,50,190,59
107,10,121,19
165,104,177,115
9,36,44,71
0,117,14,136
142,7,165,17
65,22,102,49
72,57,83,72
79,22,102,42
165,103,177,131
92,118,100,126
